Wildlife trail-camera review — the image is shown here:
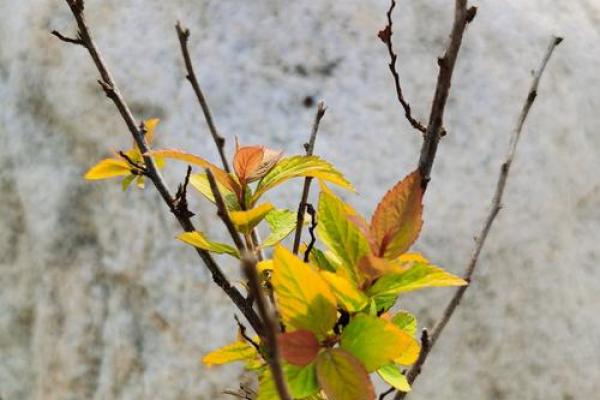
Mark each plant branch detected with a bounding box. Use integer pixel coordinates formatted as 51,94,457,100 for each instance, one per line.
205,169,246,252
303,204,317,263
242,253,292,400
395,36,562,399
378,0,427,134
292,101,327,254
417,0,477,189
56,0,263,337
176,21,230,173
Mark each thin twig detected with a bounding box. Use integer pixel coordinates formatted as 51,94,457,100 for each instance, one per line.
56,0,263,337
51,30,84,45
242,253,292,400
176,21,230,173
234,315,261,353
303,204,317,263
118,150,147,174
379,387,395,400
205,168,246,252
417,0,477,190
395,36,562,399
173,166,195,219
378,0,427,134
292,101,327,254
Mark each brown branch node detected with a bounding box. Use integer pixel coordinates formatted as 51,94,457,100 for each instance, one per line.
51,30,84,45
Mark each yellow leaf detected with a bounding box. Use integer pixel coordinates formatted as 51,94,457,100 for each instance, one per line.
257,260,273,273
368,263,467,298
371,170,423,259
189,173,240,210
252,155,354,204
144,118,160,144
377,364,411,392
202,340,257,366
229,203,274,233
177,231,239,258
320,271,368,312
272,245,337,336
148,148,240,194
84,158,131,180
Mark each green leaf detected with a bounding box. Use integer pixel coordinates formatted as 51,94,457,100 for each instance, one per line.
316,188,371,284
253,155,354,203
340,314,420,371
368,263,467,298
229,203,274,233
272,246,337,336
320,271,369,312
308,247,339,273
202,340,257,366
263,208,297,247
316,349,375,400
189,173,240,210
177,231,239,258
391,311,417,336
377,364,411,392
121,174,136,191
284,362,320,399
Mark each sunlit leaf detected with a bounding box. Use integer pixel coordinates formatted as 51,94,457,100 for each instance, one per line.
278,330,320,366
358,254,408,285
272,245,337,336
257,260,273,274
320,271,368,312
316,348,375,400
177,231,239,258
143,118,160,144
234,144,282,183
84,158,131,180
368,263,467,298
391,311,417,337
148,148,239,193
370,170,423,259
317,188,370,284
284,362,320,399
189,173,240,210
377,364,411,392
253,156,354,203
262,208,298,247
257,369,277,400
202,340,257,366
340,314,420,370
229,203,274,233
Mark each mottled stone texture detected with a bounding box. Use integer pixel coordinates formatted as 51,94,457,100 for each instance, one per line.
0,0,598,399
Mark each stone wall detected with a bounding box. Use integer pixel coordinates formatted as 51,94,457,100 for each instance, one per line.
1,0,599,399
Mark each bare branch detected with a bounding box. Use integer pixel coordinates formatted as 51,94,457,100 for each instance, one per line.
176,21,230,173
205,168,246,252
378,0,427,134
173,165,195,219
395,36,562,399
242,253,292,400
51,30,84,45
292,101,327,254
56,0,263,336
417,0,477,189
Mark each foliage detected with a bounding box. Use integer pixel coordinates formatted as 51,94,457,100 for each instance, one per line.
85,125,467,399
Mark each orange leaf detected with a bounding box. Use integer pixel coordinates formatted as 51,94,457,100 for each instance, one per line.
358,254,410,285
234,146,264,183
370,170,423,259
278,330,320,366
147,149,239,194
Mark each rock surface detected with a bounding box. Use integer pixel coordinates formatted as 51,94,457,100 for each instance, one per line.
1,0,599,399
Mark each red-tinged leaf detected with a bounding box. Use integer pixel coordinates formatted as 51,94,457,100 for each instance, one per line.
148,148,240,194
316,349,375,400
358,254,409,285
234,145,264,183
370,170,423,259
278,330,320,366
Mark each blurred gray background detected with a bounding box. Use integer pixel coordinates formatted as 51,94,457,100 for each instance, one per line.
1,0,599,399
